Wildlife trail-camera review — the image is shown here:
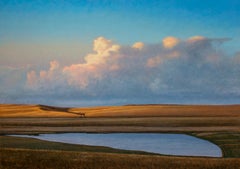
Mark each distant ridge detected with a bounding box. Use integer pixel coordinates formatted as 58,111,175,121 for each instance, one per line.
0,104,78,117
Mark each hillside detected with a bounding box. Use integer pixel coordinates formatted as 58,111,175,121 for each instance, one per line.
0,104,78,117
0,104,239,117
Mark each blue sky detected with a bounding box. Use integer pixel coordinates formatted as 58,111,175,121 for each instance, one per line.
1,0,239,44
0,0,240,106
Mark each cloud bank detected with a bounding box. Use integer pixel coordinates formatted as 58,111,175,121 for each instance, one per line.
1,36,240,106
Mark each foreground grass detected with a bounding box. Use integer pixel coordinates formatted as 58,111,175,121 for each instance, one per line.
1,137,240,169
1,149,240,169
195,132,240,158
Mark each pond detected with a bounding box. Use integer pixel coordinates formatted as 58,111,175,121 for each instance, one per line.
11,133,222,157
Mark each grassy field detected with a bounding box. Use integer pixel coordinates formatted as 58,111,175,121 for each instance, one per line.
1,148,239,169
0,135,157,155
0,104,240,168
1,116,239,134
1,136,240,169
1,104,240,117
194,132,240,158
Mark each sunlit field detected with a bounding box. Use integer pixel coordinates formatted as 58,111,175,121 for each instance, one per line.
0,104,239,169
1,104,240,117
1,1,239,169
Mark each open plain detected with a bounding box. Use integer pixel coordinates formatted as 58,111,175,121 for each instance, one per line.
0,104,240,169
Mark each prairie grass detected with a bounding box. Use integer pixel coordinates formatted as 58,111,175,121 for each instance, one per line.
0,136,154,155
1,116,239,135
1,136,240,169
1,104,240,117
195,132,240,158
1,148,240,169
0,104,240,168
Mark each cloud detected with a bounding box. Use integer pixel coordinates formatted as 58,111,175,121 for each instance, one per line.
49,60,60,71
187,36,206,43
234,52,240,63
162,36,180,49
1,35,239,105
132,42,144,50
146,56,163,68
27,70,38,89
39,60,60,80
26,60,64,91
84,37,120,65
63,37,121,88
146,51,180,68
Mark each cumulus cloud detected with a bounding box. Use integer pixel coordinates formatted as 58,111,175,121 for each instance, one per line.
2,35,239,105
62,37,120,88
26,60,64,91
27,70,38,89
162,36,180,49
132,42,144,50
84,37,120,65
187,36,206,43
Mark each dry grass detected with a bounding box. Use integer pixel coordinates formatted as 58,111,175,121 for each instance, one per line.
1,104,240,117
1,136,240,169
0,136,155,155
194,132,240,158
1,148,240,169
1,116,239,134
0,104,78,117
1,104,240,168
71,104,240,117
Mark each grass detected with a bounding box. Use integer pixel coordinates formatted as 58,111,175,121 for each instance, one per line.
1,104,240,117
0,136,154,155
194,132,240,158
1,137,240,169
2,149,240,169
1,116,239,135
0,104,240,168
1,117,239,127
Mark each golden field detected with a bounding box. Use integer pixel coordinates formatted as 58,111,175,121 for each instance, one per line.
1,104,239,134
0,104,240,169
1,104,240,117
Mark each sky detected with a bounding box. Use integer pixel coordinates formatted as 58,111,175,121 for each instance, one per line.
0,0,240,106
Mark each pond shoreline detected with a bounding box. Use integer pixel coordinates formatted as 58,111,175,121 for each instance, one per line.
9,132,222,157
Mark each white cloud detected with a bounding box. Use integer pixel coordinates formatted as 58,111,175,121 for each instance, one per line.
62,37,121,88
187,36,206,43
2,35,239,105
26,60,64,91
162,36,180,49
85,36,120,65
26,71,38,89
132,42,144,50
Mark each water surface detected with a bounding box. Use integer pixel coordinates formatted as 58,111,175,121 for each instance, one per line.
12,133,222,157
